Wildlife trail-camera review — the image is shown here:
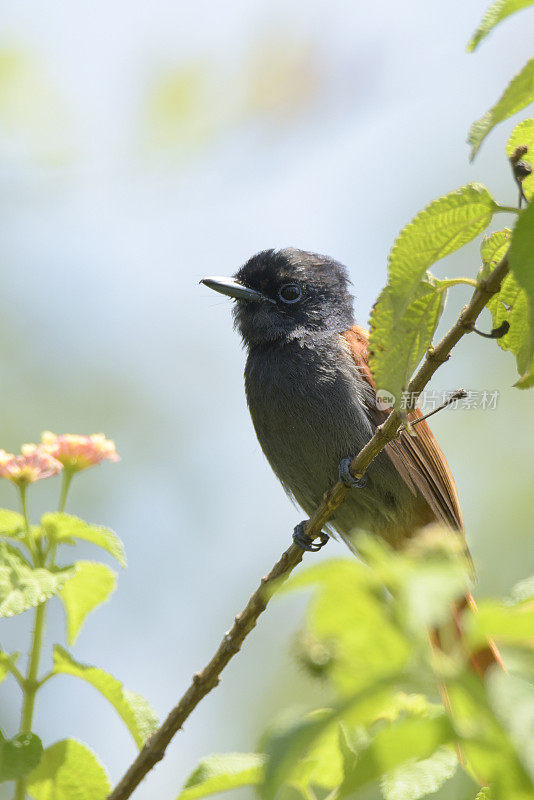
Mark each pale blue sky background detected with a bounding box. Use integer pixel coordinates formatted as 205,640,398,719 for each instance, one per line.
0,1,533,799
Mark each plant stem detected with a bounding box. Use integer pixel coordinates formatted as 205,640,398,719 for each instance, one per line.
14,486,47,800
439,278,478,288
14,602,46,800
6,659,26,690
47,468,74,568
36,670,55,689
18,486,35,559
19,605,46,732
495,204,521,215
58,469,73,514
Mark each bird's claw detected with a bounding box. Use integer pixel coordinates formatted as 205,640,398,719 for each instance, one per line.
293,521,329,552
339,457,367,489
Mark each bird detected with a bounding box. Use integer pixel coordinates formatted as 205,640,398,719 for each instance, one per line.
201,247,463,555
201,247,505,677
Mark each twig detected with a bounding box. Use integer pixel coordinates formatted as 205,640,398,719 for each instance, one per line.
407,389,467,427
107,254,509,800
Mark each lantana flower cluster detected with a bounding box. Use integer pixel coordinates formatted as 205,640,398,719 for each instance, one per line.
0,432,119,487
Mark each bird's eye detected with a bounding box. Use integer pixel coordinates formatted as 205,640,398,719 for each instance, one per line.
278,283,302,304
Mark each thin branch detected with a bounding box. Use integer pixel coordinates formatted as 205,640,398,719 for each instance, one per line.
407,389,467,427
107,254,509,800
5,659,26,690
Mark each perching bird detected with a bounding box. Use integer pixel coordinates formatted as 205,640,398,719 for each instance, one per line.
201,247,463,555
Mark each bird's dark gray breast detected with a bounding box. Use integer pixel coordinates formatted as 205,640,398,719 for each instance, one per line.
244,335,415,541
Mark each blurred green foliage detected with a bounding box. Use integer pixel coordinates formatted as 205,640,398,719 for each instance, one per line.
178,534,534,800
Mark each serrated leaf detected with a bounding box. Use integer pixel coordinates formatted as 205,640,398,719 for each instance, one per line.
369,280,446,404
41,513,126,567
480,229,511,279
0,543,74,617
339,716,455,797
469,58,534,159
52,646,158,748
370,185,496,397
507,118,534,200
0,509,25,541
0,732,42,781
380,745,458,800
475,789,491,800
487,272,531,374
387,184,497,300
177,753,266,800
26,739,110,800
508,200,534,387
467,0,534,52
58,561,117,645
482,228,532,381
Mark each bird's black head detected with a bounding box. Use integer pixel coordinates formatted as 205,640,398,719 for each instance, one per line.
202,248,355,347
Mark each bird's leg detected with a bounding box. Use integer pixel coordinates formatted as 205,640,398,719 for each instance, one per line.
293,521,329,552
338,457,368,489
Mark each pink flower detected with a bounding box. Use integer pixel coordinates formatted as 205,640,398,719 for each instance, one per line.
39,432,120,472
0,447,63,486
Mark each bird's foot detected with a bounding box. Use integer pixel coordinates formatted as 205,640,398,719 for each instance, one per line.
293,521,329,552
339,457,367,489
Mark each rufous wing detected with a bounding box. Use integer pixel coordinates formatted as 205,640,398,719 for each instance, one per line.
341,327,505,677
341,325,463,531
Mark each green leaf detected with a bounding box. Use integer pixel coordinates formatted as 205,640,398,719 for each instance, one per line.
282,558,410,696
260,680,401,800
509,574,534,603
486,666,534,782
52,646,158,748
380,745,458,800
0,732,42,781
467,0,534,51
475,789,492,800
482,228,532,382
0,543,74,617
0,650,19,684
26,739,110,800
507,118,534,201
508,200,534,387
177,753,266,800
469,59,534,159
261,712,351,798
339,716,456,797
487,271,531,376
58,561,117,645
0,509,25,541
466,600,534,648
369,278,446,404
356,532,470,635
369,184,497,396
480,229,511,279
448,675,534,800
387,184,497,299
41,513,126,567
262,710,344,800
